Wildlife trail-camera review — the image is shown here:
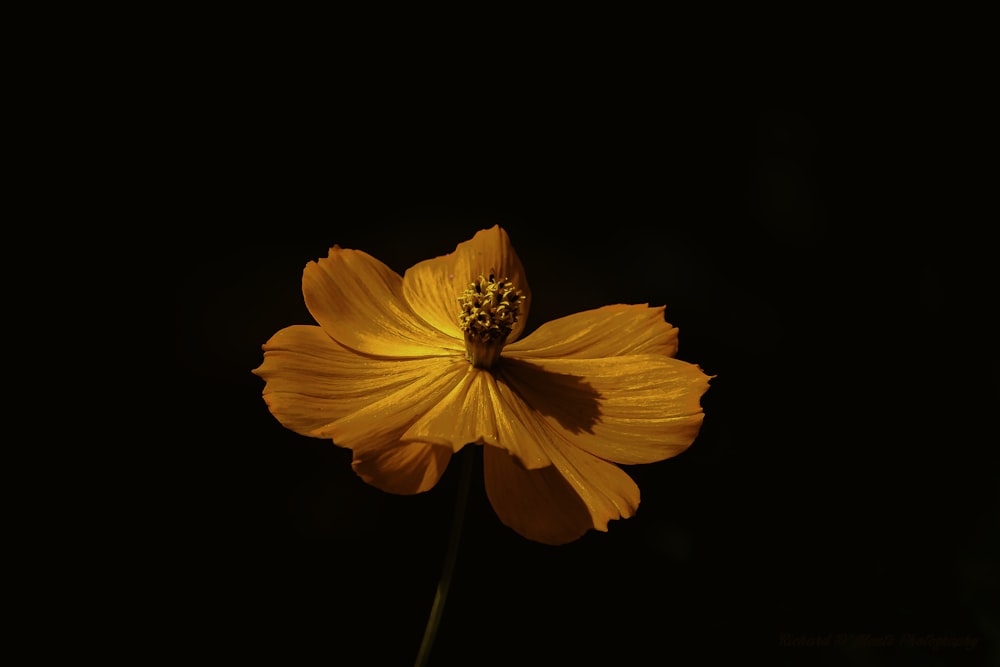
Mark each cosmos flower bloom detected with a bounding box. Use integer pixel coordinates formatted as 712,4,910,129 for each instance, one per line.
253,226,711,545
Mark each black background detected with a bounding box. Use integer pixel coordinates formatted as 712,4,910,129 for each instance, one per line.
174,51,996,665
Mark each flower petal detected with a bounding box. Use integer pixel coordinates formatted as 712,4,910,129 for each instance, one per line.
352,441,452,495
503,304,679,358
253,325,461,437
315,355,469,452
483,442,640,545
303,245,462,357
402,225,532,343
499,355,711,464
402,368,551,469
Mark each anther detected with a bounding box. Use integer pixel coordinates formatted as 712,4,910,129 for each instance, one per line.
457,270,524,369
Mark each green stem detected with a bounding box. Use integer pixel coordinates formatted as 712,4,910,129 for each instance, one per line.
413,446,475,667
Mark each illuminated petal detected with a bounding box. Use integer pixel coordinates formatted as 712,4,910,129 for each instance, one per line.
499,355,711,465
483,442,640,545
253,325,459,437
402,368,551,469
303,245,462,357
504,304,679,358
316,355,468,452
402,225,532,343
352,441,452,495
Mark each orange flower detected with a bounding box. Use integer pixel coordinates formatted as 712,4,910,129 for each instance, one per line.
253,226,712,545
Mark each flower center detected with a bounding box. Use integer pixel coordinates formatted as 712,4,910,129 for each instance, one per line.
457,270,524,369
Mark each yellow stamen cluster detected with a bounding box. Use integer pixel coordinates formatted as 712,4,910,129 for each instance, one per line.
458,271,524,368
